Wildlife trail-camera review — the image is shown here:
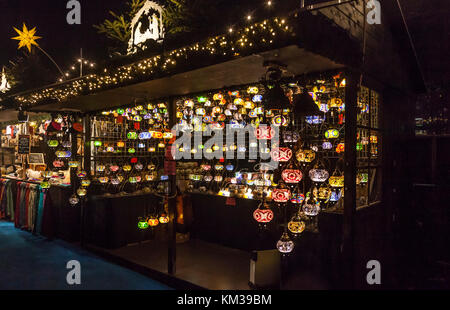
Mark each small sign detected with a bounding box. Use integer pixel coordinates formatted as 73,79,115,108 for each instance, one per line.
28,153,45,164
226,197,236,206
18,135,30,154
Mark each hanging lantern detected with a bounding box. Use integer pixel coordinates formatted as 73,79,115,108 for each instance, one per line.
303,196,320,216
325,129,340,139
47,140,59,147
53,160,64,168
81,179,91,187
271,147,292,162
68,161,79,168
203,174,213,182
295,149,315,163
215,164,224,171
135,163,144,171
336,143,345,153
316,184,332,202
111,178,121,185
77,187,87,197
94,141,102,147
247,86,259,94
288,213,306,234
281,169,303,184
253,202,274,223
309,169,329,182
148,147,156,152
252,95,263,102
127,132,138,139
329,176,344,188
226,163,234,171
123,165,132,172
272,115,288,127
110,165,119,172
329,98,343,108
139,132,151,140
277,232,294,254
290,192,305,204
62,141,72,148
145,174,155,181
117,141,125,148
330,189,342,202
255,126,275,140
159,213,169,224
147,216,159,227
201,164,211,171
106,147,115,152
356,172,369,184
272,188,291,203
213,93,223,101
98,177,109,184
305,115,325,124
322,142,333,150
55,151,72,158
69,194,80,206
128,148,136,154
214,175,223,182
138,218,149,230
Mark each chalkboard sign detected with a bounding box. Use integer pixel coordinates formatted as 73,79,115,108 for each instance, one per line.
28,153,45,164
18,135,30,154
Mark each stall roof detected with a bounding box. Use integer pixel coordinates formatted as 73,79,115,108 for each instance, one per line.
29,45,343,113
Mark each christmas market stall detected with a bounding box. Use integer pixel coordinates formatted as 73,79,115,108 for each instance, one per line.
0,0,424,290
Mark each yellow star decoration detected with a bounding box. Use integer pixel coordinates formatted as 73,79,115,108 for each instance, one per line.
12,23,42,52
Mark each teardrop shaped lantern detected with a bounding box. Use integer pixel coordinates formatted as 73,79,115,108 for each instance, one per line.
277,232,294,254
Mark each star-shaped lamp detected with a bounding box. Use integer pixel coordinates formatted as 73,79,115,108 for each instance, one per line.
12,23,42,52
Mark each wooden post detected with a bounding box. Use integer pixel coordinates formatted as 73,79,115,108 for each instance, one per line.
343,70,358,289
80,115,91,247
167,98,177,275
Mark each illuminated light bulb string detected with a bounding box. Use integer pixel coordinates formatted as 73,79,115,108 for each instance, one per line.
15,15,294,106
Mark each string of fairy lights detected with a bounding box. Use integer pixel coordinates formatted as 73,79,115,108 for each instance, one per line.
15,13,295,107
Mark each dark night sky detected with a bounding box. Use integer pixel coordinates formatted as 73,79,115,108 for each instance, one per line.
0,0,125,74
0,0,448,88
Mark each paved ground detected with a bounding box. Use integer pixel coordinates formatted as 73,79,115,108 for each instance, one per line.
0,221,171,290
